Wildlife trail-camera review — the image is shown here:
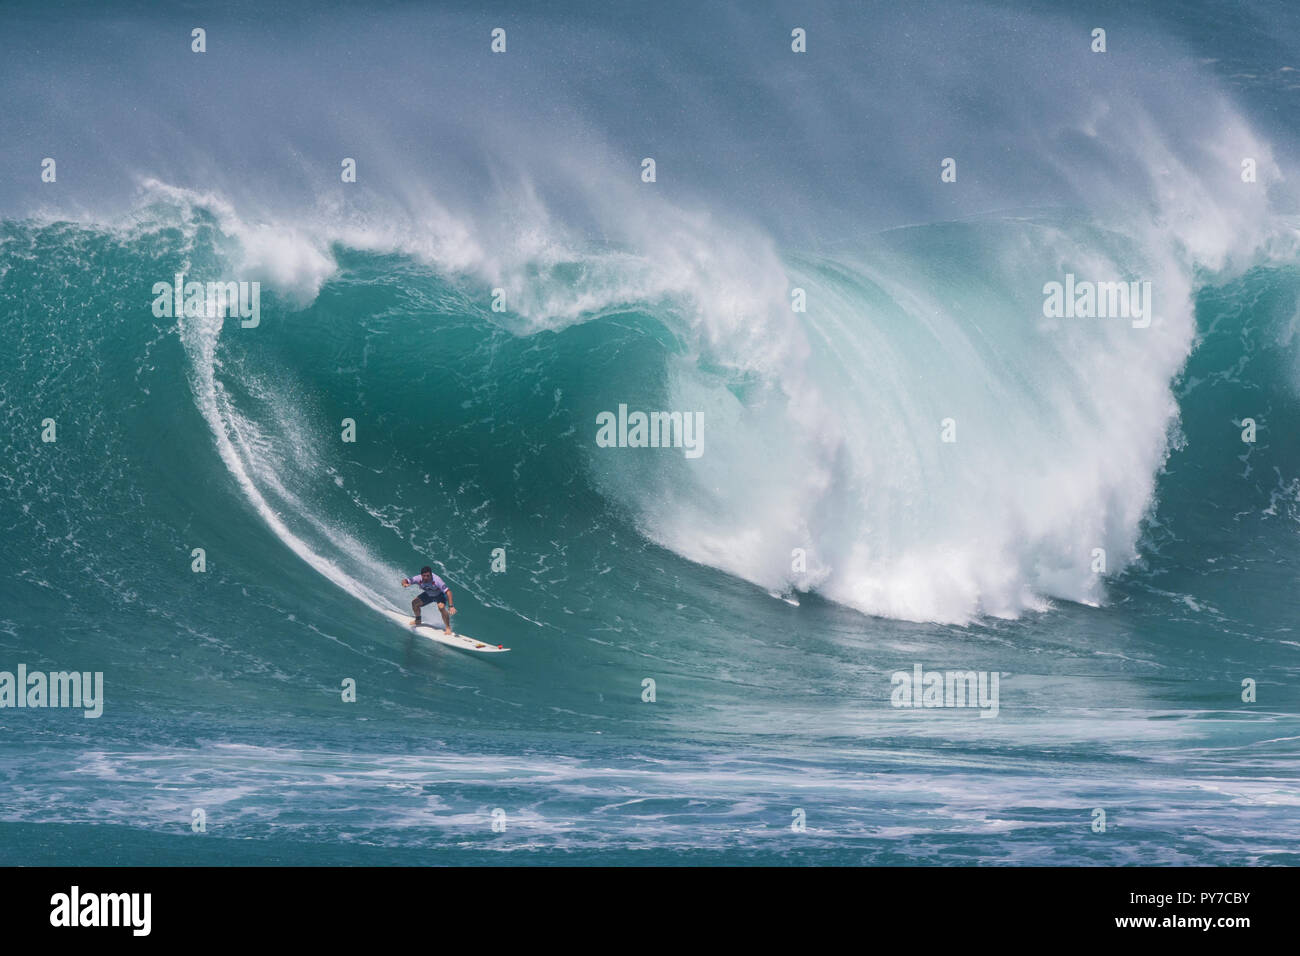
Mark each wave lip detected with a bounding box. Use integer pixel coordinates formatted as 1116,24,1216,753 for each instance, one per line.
596,214,1279,624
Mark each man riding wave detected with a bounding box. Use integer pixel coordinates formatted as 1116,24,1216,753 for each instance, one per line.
401,566,456,633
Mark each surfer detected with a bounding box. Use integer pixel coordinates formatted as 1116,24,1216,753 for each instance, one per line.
401,566,456,633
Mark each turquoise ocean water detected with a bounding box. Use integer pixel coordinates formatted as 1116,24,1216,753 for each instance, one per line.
1,0,1299,864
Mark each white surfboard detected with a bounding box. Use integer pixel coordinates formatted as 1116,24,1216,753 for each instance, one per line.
381,609,510,653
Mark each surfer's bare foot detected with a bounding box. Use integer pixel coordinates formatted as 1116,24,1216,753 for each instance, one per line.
444,627,453,635
410,618,421,626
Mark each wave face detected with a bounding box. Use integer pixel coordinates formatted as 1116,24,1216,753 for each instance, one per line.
3,0,1300,864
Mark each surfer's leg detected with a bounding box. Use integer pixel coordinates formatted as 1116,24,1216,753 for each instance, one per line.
411,591,432,625
437,599,451,634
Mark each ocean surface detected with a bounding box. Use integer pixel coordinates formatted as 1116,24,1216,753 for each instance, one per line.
1,0,1298,864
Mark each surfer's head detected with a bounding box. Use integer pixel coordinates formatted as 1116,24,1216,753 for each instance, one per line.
420,566,433,579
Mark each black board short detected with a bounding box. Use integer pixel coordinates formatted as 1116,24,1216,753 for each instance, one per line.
414,589,447,607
